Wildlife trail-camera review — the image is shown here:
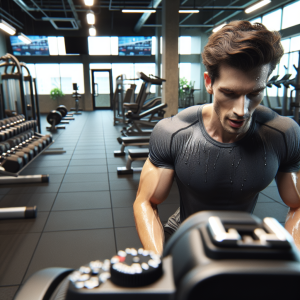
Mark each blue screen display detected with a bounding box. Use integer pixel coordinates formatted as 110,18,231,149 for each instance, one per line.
10,36,49,56
118,36,152,56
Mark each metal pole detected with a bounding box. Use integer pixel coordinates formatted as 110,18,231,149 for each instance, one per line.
33,78,41,133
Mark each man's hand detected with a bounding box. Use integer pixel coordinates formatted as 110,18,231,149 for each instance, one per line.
133,159,174,255
276,171,300,249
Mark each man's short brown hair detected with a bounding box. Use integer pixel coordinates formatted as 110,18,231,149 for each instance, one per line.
202,20,284,85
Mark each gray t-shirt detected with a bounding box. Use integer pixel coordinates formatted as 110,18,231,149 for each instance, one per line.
149,105,300,230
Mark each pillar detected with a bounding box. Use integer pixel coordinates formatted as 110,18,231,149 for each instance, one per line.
162,0,179,117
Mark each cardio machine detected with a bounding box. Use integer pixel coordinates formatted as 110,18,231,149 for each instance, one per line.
15,210,300,300
121,72,167,137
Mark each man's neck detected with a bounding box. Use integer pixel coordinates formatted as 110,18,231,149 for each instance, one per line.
202,104,250,144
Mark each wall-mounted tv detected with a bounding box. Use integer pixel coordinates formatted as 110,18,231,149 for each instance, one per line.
10,36,49,56
118,36,152,56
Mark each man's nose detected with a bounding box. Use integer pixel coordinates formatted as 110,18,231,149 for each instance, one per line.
233,95,249,117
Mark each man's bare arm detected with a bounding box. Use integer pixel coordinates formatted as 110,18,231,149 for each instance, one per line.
133,159,174,255
276,171,300,249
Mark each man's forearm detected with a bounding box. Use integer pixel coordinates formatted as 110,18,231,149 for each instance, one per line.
133,199,164,255
285,207,300,250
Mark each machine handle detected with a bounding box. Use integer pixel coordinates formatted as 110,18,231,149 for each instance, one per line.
94,83,98,96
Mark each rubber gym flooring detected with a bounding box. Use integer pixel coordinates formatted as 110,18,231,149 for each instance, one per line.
0,110,290,300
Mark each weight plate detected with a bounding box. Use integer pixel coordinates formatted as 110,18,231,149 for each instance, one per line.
57,105,68,117
47,110,62,126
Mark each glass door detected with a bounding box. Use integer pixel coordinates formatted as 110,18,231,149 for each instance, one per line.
92,69,113,109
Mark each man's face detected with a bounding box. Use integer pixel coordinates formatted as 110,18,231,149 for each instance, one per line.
206,63,269,136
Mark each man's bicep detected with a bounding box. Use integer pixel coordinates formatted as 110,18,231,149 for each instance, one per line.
136,159,175,206
276,171,300,208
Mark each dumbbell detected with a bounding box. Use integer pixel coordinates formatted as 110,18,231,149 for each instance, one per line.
18,133,44,153
16,134,39,156
6,137,35,160
0,142,29,165
0,146,23,173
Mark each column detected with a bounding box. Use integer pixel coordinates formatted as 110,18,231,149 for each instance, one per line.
162,0,179,117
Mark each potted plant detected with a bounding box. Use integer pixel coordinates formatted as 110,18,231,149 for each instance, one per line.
50,87,64,100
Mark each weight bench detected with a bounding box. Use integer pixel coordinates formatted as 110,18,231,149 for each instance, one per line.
114,136,150,156
117,148,149,175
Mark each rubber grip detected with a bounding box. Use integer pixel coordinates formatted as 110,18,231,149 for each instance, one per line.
25,206,37,218
42,175,50,183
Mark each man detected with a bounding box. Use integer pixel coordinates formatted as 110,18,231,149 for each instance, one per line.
133,20,300,254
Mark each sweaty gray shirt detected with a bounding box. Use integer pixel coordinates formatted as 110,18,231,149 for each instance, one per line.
149,105,300,230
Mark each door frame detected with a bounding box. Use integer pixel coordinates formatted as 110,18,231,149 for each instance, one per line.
91,69,113,110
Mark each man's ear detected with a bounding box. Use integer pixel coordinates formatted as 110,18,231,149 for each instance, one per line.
204,72,213,95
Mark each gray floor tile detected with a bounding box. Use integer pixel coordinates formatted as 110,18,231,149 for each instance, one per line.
113,207,135,227
7,184,61,195
109,180,139,191
69,159,107,166
0,286,19,300
72,154,106,160
0,212,49,234
111,190,137,208
26,160,70,168
257,193,275,203
53,191,111,210
158,203,180,223
44,209,113,231
0,233,41,285
63,173,109,183
20,167,67,175
24,229,116,282
67,165,108,174
0,193,57,212
253,202,289,223
49,174,65,183
59,181,109,193
261,186,287,206
115,227,142,251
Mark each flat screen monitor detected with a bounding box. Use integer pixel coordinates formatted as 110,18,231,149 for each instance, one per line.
10,36,49,56
118,36,152,56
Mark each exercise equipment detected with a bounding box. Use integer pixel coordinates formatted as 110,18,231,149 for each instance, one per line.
15,211,300,300
46,110,69,131
117,148,149,175
113,74,137,125
0,54,41,132
114,136,150,157
121,73,167,136
70,83,83,115
56,105,75,120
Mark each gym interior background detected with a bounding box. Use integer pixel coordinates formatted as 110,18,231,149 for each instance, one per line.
0,0,299,299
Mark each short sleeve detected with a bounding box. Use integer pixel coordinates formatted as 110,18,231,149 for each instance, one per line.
278,119,300,173
148,118,175,170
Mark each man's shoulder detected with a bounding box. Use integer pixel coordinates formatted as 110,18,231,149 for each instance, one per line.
154,105,201,136
255,105,300,135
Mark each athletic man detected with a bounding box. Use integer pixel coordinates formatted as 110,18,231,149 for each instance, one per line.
133,20,300,254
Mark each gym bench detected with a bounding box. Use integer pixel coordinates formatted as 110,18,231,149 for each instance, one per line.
117,149,149,175
114,136,150,156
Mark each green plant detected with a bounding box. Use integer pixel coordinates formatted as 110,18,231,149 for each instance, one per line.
50,88,64,100
179,77,195,97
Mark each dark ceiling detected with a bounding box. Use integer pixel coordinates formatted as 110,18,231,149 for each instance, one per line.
0,0,282,37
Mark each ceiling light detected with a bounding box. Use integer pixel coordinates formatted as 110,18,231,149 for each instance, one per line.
89,25,96,36
87,11,95,25
212,22,227,33
179,10,199,13
18,33,32,44
84,0,94,5
245,0,271,14
0,19,16,35
122,9,156,13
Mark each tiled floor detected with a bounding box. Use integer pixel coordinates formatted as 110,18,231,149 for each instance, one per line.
0,111,290,300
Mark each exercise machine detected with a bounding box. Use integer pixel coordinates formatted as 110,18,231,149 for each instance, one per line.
114,136,150,157
71,83,82,115
15,210,300,300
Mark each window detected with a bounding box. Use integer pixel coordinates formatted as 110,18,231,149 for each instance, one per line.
111,64,135,90
262,9,282,31
89,64,112,92
179,37,191,55
60,64,84,94
88,37,111,55
282,0,300,29
25,64,36,78
179,63,191,83
35,64,60,94
48,36,66,55
249,17,262,24
111,37,118,55
281,39,290,53
290,36,300,52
